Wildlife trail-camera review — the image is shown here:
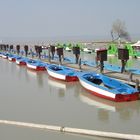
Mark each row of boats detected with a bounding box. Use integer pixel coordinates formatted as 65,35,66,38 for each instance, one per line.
0,52,139,102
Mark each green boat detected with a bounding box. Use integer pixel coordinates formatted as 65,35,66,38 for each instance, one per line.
107,43,118,56
124,43,137,58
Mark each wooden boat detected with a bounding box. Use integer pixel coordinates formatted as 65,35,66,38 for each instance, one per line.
78,72,139,102
47,64,78,82
16,57,29,65
26,59,47,71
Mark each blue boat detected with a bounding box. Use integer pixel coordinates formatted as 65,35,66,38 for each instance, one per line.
1,52,9,59
81,60,97,67
126,68,140,75
47,64,79,82
8,54,21,62
27,59,48,71
16,56,29,65
78,72,139,102
104,63,140,75
104,64,122,73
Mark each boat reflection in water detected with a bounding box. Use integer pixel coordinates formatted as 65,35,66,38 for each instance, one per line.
79,92,116,112
26,69,47,88
47,76,77,98
48,77,67,98
48,76,67,89
27,68,40,78
79,91,140,121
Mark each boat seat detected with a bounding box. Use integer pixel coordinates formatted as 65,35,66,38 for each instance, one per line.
117,88,127,93
52,66,62,71
87,76,103,85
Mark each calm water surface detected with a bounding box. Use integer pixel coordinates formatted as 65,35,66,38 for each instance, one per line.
0,52,140,140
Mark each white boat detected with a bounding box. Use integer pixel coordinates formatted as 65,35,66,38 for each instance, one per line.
83,48,92,53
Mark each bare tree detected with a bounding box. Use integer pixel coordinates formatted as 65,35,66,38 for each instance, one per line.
111,19,131,44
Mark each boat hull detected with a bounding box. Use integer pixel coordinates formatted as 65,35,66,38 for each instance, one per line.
8,57,16,62
27,63,46,71
47,68,78,82
2,55,8,59
16,60,26,65
79,77,139,102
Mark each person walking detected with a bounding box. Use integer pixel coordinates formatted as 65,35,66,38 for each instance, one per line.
50,45,55,60
73,44,80,64
16,45,20,55
56,43,64,65
24,45,29,57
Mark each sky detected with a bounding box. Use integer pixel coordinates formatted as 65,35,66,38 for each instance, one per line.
0,0,140,43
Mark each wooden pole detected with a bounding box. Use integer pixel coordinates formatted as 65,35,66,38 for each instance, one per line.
79,58,81,70
135,79,139,90
129,72,133,82
0,119,140,140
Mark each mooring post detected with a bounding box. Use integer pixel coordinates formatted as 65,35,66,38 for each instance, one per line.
96,49,107,73
100,60,104,73
48,46,51,63
135,79,139,90
79,58,82,70
129,72,133,82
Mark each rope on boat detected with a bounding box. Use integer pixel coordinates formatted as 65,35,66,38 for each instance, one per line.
0,119,140,140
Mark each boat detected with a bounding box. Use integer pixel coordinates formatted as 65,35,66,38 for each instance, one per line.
63,57,76,64
104,64,122,73
1,52,9,59
83,47,92,53
107,44,117,56
78,72,139,102
47,64,79,82
104,63,140,75
82,60,97,67
8,54,20,62
26,59,48,71
0,52,3,57
126,68,140,75
65,46,72,52
16,57,29,65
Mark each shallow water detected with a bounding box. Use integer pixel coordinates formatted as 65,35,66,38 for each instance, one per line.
0,52,140,140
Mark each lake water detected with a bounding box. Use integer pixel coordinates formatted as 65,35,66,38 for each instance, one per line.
0,51,140,140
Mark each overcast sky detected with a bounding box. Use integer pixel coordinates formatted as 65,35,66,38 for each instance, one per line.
0,0,139,42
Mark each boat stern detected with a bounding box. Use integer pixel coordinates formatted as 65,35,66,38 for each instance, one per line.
115,92,139,102
66,75,79,82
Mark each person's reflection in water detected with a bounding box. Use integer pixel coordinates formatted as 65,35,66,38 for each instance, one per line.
36,72,44,88
58,88,65,98
10,60,15,74
47,77,66,98
116,101,140,121
16,65,26,80
24,69,30,82
73,82,81,97
119,109,132,121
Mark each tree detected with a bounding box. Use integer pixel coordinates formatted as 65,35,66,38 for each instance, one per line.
111,19,131,44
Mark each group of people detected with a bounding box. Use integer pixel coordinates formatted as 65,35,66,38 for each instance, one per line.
48,44,81,65
0,43,81,65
